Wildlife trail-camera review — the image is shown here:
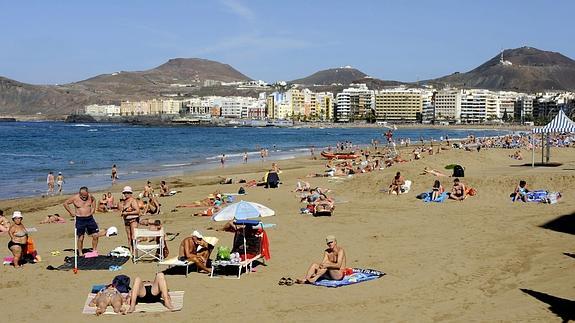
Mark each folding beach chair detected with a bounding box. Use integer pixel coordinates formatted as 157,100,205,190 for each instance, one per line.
158,236,218,277
132,228,165,263
210,220,265,279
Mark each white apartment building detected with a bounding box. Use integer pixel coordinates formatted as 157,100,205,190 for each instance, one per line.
514,95,535,121
85,104,120,117
316,92,334,121
434,89,461,121
460,89,490,123
421,90,435,122
496,91,519,120
335,84,374,122
336,92,352,122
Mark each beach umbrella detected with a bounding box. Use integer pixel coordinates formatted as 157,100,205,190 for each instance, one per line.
211,200,275,222
211,200,274,263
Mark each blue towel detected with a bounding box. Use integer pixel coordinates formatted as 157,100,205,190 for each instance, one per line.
313,268,385,288
422,192,448,203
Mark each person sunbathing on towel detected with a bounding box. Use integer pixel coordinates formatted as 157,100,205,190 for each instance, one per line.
90,284,125,315
314,195,335,213
127,273,174,313
296,235,346,284
431,180,444,201
159,181,171,196
178,231,211,273
40,213,65,224
448,178,466,201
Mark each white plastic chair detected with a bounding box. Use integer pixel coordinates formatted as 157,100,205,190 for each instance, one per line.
132,228,165,263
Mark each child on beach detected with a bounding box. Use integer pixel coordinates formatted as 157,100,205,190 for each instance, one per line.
511,180,529,202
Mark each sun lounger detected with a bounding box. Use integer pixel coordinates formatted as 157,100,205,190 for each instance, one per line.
210,220,266,279
158,236,218,277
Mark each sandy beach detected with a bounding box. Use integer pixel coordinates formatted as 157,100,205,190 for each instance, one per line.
0,145,574,322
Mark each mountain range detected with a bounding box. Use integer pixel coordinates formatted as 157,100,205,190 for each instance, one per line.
1,47,574,115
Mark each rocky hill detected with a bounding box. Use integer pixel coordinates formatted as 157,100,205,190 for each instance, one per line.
0,58,252,115
290,67,368,85
428,47,575,92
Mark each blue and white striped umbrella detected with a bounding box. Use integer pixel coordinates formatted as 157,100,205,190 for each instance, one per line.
211,200,275,222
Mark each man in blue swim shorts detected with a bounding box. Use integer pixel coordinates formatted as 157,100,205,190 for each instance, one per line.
64,186,114,256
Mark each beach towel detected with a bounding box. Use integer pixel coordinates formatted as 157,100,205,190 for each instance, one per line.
400,180,412,194
47,255,129,271
419,192,448,203
313,268,385,288
82,291,184,314
519,190,562,204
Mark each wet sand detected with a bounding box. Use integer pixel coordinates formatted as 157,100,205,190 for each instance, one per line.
0,146,574,322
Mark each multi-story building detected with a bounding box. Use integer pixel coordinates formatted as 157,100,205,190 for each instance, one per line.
374,88,422,121
335,84,374,122
460,89,489,123
85,104,121,117
433,88,461,121
514,95,535,122
496,91,519,120
316,92,334,121
421,90,435,122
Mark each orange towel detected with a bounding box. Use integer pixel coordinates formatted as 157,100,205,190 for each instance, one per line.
260,229,271,260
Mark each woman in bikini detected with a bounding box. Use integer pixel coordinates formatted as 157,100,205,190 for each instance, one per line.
8,211,28,268
98,194,109,212
128,273,174,313
431,180,444,201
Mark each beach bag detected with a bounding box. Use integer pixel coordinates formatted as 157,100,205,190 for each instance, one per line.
453,165,465,177
238,187,246,194
216,246,231,260
112,274,131,293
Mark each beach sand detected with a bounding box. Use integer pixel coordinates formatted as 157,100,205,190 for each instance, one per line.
0,146,574,322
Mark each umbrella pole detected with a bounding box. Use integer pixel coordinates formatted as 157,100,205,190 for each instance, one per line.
541,133,544,164
74,227,78,274
531,134,535,167
243,226,247,269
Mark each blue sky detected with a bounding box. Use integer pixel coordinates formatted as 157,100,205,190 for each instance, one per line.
0,0,574,84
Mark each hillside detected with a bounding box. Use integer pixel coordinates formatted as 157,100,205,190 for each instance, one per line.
428,47,575,91
291,67,367,85
0,58,253,115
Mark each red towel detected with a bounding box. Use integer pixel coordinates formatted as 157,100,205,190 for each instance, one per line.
260,229,271,260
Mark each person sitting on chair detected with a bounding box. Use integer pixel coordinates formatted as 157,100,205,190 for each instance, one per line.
178,231,211,273
296,235,346,284
127,273,174,313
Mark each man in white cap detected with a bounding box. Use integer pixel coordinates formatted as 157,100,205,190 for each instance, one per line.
63,186,115,256
178,230,211,273
120,186,140,252
296,235,346,284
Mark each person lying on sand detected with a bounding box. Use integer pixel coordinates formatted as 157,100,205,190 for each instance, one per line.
421,167,448,177
128,273,174,313
40,213,65,224
90,284,126,315
314,195,335,213
176,192,222,208
295,235,346,284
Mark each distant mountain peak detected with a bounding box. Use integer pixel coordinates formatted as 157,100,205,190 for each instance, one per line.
291,67,367,85
430,46,575,92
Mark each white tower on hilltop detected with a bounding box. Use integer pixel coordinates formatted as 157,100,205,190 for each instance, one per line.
499,50,513,66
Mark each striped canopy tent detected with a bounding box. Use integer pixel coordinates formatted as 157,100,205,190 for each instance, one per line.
531,109,575,166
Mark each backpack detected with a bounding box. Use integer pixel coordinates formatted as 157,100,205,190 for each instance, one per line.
238,187,245,194
453,165,465,177
112,274,131,293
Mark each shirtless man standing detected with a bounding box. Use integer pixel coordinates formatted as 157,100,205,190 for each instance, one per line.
111,165,118,184
63,186,107,256
120,186,141,252
296,235,346,284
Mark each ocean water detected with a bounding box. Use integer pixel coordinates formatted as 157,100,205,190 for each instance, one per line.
0,122,511,200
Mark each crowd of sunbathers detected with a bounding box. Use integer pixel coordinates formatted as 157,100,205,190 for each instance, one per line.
295,183,335,215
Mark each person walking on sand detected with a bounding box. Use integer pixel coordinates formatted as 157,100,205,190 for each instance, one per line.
63,186,111,256
296,235,346,284
111,164,118,184
47,171,55,195
56,172,64,195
